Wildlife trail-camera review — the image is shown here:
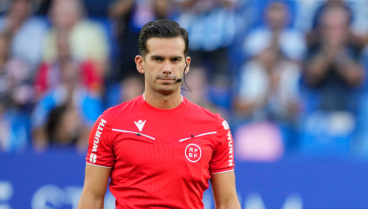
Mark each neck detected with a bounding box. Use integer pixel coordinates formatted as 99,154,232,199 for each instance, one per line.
144,88,182,109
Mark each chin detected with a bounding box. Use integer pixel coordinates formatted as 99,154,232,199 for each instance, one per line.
155,86,177,95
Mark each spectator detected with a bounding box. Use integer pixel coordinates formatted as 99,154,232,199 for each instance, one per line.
233,53,297,160
299,5,365,154
32,30,104,152
234,52,301,121
233,2,304,160
43,0,109,76
35,29,103,99
306,0,367,50
304,5,365,112
311,0,352,30
0,0,47,73
235,1,304,121
0,32,33,152
244,1,306,63
108,0,168,80
174,0,239,96
31,66,104,152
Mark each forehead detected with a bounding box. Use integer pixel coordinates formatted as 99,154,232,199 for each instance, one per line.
268,3,286,13
146,37,185,57
322,8,349,26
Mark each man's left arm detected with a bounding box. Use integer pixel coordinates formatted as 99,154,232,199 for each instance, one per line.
211,171,240,209
210,117,240,209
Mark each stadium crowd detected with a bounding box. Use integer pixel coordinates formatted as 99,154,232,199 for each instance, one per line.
0,0,368,161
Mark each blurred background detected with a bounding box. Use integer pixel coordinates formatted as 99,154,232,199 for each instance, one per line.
1,0,368,208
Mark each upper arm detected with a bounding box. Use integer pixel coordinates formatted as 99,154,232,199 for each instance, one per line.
209,118,234,174
83,164,111,197
79,112,114,209
209,117,239,208
210,171,240,209
77,164,111,209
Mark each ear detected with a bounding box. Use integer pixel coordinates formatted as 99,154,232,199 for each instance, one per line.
185,56,191,74
135,55,145,74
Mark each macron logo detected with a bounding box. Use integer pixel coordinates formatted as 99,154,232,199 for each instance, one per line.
134,120,146,132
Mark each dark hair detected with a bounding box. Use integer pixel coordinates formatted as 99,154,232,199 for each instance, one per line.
138,19,189,58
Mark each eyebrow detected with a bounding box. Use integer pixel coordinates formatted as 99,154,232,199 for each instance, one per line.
150,55,183,60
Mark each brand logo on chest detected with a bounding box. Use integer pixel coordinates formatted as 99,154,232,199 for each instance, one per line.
134,120,146,132
185,144,202,163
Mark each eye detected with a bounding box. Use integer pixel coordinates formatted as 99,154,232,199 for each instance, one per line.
153,57,163,61
172,58,180,62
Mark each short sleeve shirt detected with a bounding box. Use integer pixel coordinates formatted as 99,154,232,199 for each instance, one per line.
86,95,235,208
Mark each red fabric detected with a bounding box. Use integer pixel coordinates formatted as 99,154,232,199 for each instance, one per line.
80,60,103,92
86,95,235,209
34,62,49,98
34,60,103,98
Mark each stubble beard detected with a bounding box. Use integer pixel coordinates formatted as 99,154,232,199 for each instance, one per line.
153,74,179,95
154,83,178,95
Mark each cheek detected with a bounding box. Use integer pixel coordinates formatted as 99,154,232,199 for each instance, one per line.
145,65,159,78
144,68,156,83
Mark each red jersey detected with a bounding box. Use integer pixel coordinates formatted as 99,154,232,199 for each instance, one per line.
85,95,235,209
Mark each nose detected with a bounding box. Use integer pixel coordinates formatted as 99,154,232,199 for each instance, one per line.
162,60,173,74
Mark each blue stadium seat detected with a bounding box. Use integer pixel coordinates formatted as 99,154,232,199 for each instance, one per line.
298,110,354,157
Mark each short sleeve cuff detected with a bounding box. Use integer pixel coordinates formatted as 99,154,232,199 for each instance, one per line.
86,162,112,168
210,167,234,174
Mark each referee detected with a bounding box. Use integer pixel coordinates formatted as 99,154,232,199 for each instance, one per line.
78,19,240,209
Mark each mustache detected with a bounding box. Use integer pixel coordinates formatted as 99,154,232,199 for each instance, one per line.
156,74,177,80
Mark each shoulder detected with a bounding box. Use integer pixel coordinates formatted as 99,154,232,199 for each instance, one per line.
244,27,271,57
185,99,226,126
186,99,216,116
101,96,142,122
246,27,271,43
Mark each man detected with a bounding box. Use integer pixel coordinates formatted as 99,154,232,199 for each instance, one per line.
0,0,47,73
43,0,109,71
299,5,365,153
304,5,364,111
77,19,240,209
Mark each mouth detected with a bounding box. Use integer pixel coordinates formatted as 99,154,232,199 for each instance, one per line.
158,78,174,80
158,78,176,84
